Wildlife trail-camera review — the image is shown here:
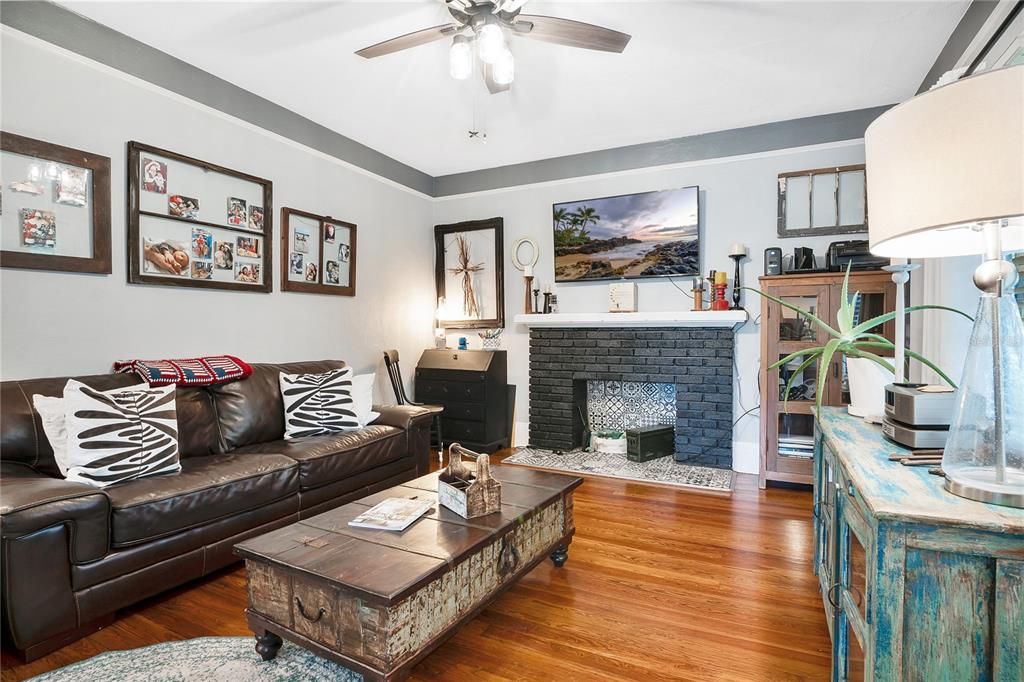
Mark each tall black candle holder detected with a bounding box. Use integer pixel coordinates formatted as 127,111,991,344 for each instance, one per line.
730,253,747,310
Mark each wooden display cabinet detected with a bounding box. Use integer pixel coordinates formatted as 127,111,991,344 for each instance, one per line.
758,270,898,488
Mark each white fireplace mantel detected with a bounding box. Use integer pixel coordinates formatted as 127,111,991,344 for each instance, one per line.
512,310,748,329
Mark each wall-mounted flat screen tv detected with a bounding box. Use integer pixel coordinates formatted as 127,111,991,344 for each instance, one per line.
553,186,700,283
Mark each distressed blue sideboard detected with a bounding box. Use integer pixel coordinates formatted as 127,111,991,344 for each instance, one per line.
813,407,1024,681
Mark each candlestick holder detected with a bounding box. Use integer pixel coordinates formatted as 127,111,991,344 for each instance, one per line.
532,288,540,314
729,253,747,310
523,275,534,314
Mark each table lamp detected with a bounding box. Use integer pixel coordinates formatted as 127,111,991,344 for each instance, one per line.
865,65,1024,508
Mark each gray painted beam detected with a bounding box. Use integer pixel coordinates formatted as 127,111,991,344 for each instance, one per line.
432,106,892,197
0,0,436,196
917,0,1000,93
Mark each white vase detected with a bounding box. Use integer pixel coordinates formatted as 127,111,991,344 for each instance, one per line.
846,357,894,420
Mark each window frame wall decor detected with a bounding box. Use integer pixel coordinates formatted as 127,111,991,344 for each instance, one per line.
435,217,505,330
280,207,357,296
126,141,273,293
777,164,868,238
1,132,112,274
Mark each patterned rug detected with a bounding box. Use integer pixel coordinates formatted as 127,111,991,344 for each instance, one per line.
502,447,733,492
27,637,361,681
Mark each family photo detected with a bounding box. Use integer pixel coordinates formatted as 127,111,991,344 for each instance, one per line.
227,197,247,227
214,241,233,269
141,157,167,193
236,236,260,259
168,194,199,220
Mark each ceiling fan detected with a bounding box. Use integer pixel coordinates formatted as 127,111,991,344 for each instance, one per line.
355,0,631,94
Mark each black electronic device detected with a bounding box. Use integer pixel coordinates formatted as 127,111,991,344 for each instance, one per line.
764,247,783,275
792,247,816,271
827,240,890,272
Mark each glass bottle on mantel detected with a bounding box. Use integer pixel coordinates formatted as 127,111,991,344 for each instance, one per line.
549,294,559,314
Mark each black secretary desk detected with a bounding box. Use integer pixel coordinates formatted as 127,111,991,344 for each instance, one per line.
414,349,512,453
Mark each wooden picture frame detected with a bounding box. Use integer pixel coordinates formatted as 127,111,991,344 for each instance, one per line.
127,141,273,292
1,132,112,274
777,164,868,238
435,217,504,329
280,207,357,296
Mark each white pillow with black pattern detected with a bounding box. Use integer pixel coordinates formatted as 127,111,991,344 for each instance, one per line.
280,367,360,439
63,379,181,488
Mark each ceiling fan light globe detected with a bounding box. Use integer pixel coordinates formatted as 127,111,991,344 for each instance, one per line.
477,23,505,64
449,36,473,80
493,48,514,85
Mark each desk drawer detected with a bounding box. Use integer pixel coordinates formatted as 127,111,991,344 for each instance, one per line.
416,380,486,403
439,401,486,422
443,419,487,443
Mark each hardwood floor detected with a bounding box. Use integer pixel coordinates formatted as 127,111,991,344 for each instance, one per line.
1,466,832,681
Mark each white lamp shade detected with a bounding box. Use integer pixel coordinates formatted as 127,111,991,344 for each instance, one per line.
865,65,1024,258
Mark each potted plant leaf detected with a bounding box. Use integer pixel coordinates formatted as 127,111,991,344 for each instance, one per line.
745,266,972,417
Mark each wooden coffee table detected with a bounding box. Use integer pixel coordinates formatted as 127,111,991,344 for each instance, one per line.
235,465,582,681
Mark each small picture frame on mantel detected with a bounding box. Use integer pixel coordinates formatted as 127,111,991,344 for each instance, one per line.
280,207,356,296
1,132,112,274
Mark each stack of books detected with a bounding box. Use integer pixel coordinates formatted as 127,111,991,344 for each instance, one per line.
778,434,815,459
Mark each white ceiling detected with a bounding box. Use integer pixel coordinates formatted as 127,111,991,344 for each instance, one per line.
60,1,969,177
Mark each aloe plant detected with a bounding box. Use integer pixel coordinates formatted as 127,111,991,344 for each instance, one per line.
744,266,973,412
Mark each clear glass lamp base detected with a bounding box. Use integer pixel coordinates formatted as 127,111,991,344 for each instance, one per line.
945,467,1024,507
941,291,1024,509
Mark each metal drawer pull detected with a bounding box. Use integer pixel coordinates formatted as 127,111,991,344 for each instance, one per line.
294,597,326,623
826,583,843,609
812,501,821,519
848,585,864,609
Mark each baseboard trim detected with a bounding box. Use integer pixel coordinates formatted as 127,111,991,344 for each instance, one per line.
731,441,759,475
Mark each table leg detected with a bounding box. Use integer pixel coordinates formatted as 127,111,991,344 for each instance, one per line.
255,630,283,661
550,546,569,568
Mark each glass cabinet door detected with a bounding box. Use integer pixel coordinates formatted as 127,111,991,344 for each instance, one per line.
764,283,831,480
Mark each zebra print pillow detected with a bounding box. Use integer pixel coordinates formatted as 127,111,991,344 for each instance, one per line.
63,380,181,488
279,368,360,439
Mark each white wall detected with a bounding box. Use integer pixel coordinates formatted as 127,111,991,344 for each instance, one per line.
433,141,867,472
0,30,436,400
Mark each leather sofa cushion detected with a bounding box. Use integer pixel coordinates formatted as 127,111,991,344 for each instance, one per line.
104,453,298,547
1,373,142,477
0,375,223,474
208,360,346,450
174,387,223,457
233,425,406,491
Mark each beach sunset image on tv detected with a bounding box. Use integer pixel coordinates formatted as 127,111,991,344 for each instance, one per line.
553,186,700,282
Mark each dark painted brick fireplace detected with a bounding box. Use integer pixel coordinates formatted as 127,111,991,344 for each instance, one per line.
528,327,734,468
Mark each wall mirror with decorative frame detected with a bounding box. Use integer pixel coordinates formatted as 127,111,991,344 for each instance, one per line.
777,164,867,238
1,132,112,274
435,217,505,329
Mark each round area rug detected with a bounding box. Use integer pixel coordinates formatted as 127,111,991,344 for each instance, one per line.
27,636,362,682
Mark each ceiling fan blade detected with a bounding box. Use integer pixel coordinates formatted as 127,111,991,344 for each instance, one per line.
356,24,460,59
514,15,631,53
495,0,530,12
482,63,511,95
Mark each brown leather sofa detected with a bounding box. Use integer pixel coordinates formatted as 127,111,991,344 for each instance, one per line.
0,360,434,660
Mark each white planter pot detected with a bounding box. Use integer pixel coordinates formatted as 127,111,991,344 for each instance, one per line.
846,357,894,420
592,435,627,455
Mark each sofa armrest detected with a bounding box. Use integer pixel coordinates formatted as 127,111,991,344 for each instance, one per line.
372,405,439,476
1,462,109,564
372,404,440,431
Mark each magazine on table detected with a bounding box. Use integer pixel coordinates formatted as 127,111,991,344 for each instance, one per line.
348,497,433,532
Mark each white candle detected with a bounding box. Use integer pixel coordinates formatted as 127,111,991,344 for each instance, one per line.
524,264,534,278
729,243,746,257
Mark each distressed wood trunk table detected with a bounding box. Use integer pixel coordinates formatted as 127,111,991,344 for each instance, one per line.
235,465,582,681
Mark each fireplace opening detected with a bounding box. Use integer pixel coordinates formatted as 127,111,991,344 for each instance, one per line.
586,380,675,433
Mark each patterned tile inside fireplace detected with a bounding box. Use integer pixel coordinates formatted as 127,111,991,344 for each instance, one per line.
587,380,675,431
